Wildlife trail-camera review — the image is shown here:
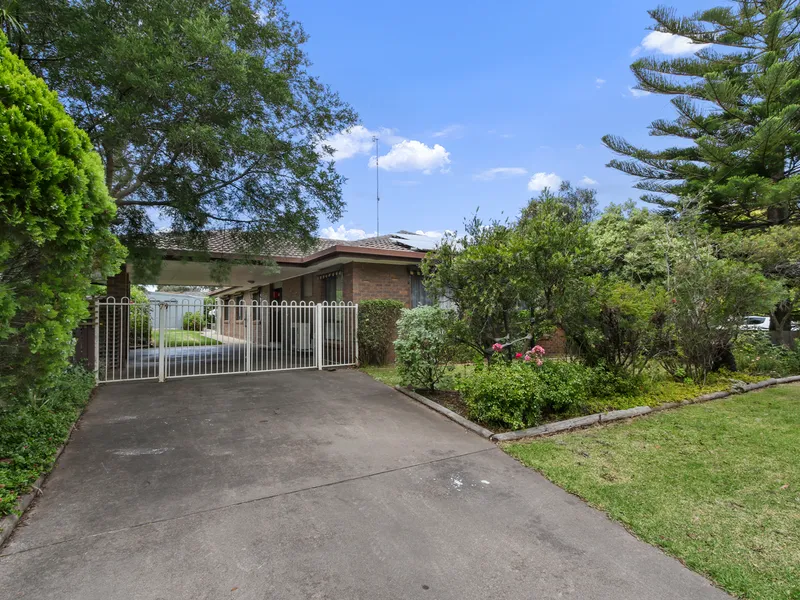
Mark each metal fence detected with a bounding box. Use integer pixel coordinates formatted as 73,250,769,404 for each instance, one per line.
94,298,358,383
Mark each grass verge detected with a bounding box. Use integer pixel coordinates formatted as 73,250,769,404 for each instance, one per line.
504,385,800,600
0,367,95,517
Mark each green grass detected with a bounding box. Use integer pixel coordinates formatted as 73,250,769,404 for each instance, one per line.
505,385,800,600
1,367,95,517
151,330,221,347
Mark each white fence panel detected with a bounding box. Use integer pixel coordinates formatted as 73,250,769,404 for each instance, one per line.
96,298,358,383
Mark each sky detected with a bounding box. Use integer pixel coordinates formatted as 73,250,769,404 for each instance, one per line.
285,0,720,241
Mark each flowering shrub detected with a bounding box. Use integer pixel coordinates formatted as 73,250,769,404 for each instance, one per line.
458,360,593,429
394,306,458,390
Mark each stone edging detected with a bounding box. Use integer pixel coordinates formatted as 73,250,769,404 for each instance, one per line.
492,375,800,442
394,386,494,439
0,416,83,548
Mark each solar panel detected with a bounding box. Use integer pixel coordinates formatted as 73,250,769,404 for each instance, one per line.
390,233,440,251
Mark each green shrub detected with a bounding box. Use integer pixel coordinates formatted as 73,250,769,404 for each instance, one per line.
358,299,404,365
458,360,594,429
130,287,152,346
0,33,125,398
734,332,800,377
394,306,458,390
182,311,207,331
0,366,94,516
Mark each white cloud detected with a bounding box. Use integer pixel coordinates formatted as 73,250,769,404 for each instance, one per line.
369,140,451,174
580,176,598,185
632,31,710,56
576,144,585,151
628,86,651,98
320,225,376,241
595,78,606,88
432,124,464,138
319,125,400,161
527,172,562,192
473,167,528,181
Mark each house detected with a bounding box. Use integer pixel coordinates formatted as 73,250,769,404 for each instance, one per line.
145,290,207,330
207,231,437,309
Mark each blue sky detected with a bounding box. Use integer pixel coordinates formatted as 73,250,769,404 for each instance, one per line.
287,0,719,240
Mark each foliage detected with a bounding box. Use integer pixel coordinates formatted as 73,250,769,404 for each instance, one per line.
0,32,125,399
458,360,594,429
128,286,152,347
357,299,404,366
424,218,529,359
0,366,95,516
8,0,357,279
657,240,783,382
506,386,800,600
734,331,800,376
565,277,666,375
182,311,207,331
603,1,800,231
394,306,459,390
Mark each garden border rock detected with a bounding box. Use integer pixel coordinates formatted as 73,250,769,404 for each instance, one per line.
394,386,494,439
0,406,86,548
491,375,800,443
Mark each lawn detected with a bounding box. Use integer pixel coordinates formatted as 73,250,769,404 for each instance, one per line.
504,385,800,600
151,330,221,347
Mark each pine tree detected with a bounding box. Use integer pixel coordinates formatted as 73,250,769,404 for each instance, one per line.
603,1,800,230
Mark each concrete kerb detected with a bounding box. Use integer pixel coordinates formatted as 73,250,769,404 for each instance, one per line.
491,375,800,443
394,386,494,439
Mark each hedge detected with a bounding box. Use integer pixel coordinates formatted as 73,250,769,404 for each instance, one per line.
357,299,404,365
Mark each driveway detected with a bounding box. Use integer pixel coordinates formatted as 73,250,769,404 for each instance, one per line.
0,370,729,599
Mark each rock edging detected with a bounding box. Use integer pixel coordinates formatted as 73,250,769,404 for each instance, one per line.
394,386,494,439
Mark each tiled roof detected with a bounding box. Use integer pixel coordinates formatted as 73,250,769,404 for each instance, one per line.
155,230,427,259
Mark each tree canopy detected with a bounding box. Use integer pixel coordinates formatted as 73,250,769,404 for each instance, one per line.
6,0,357,277
603,0,800,230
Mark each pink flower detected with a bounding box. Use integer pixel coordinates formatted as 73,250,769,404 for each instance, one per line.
515,352,523,359
532,345,546,355
535,358,543,366
492,343,504,352
524,354,532,362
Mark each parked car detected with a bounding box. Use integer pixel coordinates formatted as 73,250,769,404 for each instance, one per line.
741,315,800,331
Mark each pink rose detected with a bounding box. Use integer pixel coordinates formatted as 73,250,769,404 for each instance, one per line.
515,352,523,359
535,358,543,366
524,354,532,362
492,343,504,352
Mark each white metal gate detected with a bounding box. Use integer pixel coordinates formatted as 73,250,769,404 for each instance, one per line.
95,298,358,383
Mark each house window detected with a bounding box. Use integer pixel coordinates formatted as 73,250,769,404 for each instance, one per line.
235,294,244,320
411,274,431,308
325,273,343,303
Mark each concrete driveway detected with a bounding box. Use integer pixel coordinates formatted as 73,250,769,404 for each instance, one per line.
0,370,729,599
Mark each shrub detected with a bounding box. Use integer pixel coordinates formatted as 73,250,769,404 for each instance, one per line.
182,311,207,331
394,306,458,390
130,287,152,346
358,299,404,365
0,33,125,399
734,332,800,377
0,366,94,516
458,360,594,429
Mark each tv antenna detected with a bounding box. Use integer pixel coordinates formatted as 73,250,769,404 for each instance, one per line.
373,135,380,235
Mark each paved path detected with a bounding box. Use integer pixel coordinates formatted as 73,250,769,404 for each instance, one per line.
0,370,730,599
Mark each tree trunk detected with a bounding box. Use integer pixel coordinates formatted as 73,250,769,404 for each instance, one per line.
770,301,795,349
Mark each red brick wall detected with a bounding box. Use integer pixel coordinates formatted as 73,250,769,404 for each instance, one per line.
352,263,411,307
281,277,302,302
536,327,567,356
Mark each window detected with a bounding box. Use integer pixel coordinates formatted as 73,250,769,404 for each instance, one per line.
302,274,314,299
325,273,343,303
411,274,431,308
235,294,244,320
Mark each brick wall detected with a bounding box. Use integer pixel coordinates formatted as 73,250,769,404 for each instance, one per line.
352,263,411,307
536,327,567,356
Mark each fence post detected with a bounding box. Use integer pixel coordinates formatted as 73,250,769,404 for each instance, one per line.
246,302,253,373
354,304,359,366
94,299,100,384
315,303,323,370
216,298,223,338
158,303,167,382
